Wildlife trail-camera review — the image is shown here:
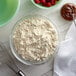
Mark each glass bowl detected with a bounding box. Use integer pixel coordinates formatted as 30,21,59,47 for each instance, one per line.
31,0,62,9
10,15,59,65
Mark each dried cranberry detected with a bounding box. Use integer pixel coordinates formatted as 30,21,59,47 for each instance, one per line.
51,0,56,5
46,0,51,2
45,2,52,7
42,2,46,6
34,0,41,4
40,0,46,3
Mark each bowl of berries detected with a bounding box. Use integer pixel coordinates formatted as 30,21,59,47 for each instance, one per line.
31,0,62,9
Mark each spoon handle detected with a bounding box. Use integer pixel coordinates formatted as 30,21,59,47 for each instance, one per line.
72,14,76,27
0,42,26,76
73,19,76,27
6,63,26,76
17,70,26,76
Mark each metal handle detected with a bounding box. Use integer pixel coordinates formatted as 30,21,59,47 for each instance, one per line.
17,70,26,76
72,14,76,27
0,42,26,76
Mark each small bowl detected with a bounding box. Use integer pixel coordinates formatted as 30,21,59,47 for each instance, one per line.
10,15,59,65
0,0,20,27
31,0,62,9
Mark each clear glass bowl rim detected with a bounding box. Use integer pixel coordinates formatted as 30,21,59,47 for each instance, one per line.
10,14,60,65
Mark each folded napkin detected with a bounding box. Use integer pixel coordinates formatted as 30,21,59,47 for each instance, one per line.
54,23,76,76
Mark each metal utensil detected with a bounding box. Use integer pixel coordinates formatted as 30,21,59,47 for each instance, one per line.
0,42,26,76
72,14,76,27
68,8,76,26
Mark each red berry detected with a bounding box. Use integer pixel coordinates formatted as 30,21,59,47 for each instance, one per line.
46,0,51,2
40,0,46,3
45,2,52,7
34,0,41,4
42,2,46,6
51,0,56,5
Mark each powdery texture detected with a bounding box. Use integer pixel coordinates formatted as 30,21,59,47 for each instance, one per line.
13,17,58,62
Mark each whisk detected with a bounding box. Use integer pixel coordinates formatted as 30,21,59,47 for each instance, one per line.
0,42,26,76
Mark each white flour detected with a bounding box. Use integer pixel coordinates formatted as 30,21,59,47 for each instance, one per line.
13,17,58,62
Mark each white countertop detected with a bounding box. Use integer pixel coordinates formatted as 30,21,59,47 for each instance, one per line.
0,0,76,76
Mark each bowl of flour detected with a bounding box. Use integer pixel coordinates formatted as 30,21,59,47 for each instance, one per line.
10,15,59,65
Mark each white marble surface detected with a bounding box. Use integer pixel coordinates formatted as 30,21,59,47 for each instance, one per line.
0,0,76,76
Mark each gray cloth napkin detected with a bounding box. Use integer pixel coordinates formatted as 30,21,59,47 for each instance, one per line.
54,22,76,76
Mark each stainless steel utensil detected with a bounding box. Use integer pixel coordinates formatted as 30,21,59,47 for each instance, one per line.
68,8,76,26
0,42,26,76
72,14,76,27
